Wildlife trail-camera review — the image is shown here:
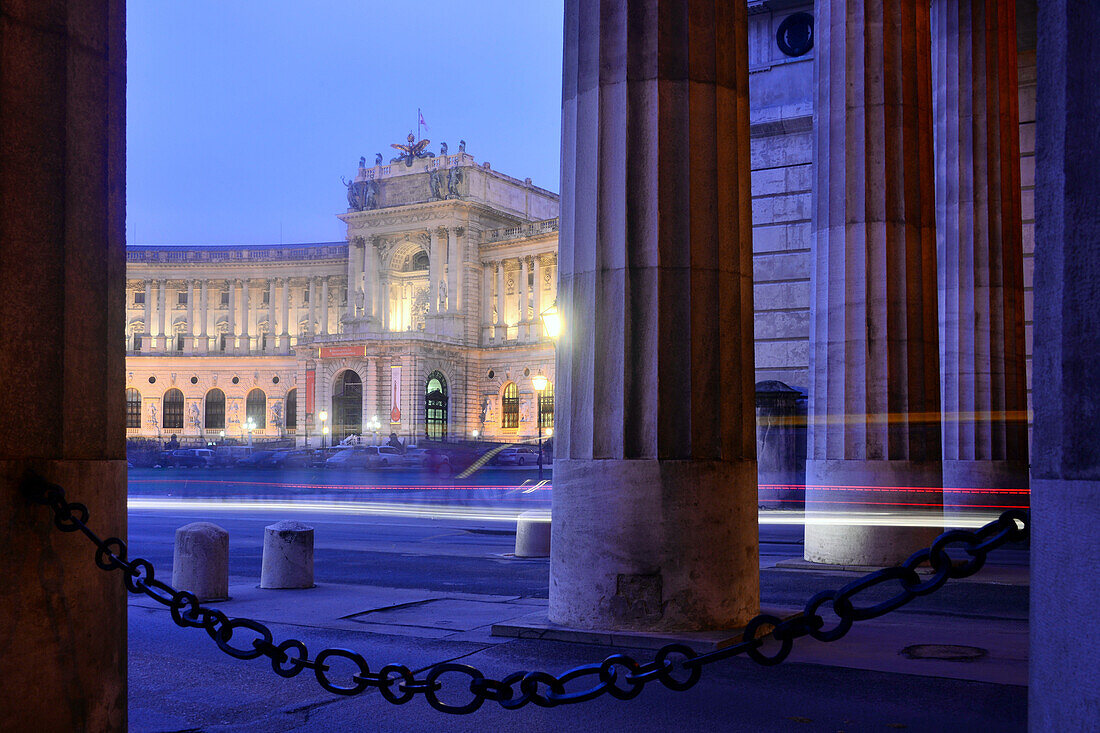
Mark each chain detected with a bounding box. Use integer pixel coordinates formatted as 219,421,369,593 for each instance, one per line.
23,474,1029,715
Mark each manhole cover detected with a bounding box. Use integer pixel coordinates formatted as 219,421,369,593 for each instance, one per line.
900,644,987,661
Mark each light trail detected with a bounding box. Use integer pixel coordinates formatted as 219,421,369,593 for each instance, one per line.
127,497,1001,528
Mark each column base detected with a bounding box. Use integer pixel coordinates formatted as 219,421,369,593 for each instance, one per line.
943,459,1029,517
549,458,758,632
805,459,943,565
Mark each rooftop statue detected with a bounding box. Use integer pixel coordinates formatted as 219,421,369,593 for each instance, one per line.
375,152,383,165
440,141,448,156
358,156,366,169
458,139,466,153
390,132,434,167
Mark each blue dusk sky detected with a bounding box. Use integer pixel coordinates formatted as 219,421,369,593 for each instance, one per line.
127,1,564,246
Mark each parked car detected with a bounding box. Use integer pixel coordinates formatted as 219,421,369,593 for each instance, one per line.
214,445,252,467
495,445,540,466
237,450,275,468
423,448,453,475
375,445,403,467
268,449,315,469
169,448,208,468
325,446,373,468
402,447,429,467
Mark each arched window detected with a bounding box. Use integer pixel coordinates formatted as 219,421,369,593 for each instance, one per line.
502,382,519,429
246,389,266,429
425,371,448,440
205,388,225,431
162,389,184,430
538,380,554,429
332,370,362,442
286,388,297,432
126,388,141,429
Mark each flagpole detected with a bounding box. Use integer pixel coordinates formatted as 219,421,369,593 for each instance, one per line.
417,108,421,141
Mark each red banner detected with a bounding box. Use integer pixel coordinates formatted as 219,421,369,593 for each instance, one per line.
305,369,315,415
319,345,366,359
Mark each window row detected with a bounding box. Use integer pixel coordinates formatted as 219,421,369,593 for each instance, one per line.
125,388,297,432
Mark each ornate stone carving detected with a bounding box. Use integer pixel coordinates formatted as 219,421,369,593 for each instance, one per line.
390,133,434,167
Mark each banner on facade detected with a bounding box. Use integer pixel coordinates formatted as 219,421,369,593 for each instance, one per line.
305,369,315,414
390,365,401,424
319,345,366,359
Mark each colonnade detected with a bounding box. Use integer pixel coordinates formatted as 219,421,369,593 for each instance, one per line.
481,255,556,344
130,276,340,353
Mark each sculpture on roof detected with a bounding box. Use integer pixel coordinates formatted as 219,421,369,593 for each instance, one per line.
343,176,379,211
458,139,466,153
429,168,444,200
390,132,434,167
358,156,366,169
440,141,448,156
375,152,383,165
447,166,463,198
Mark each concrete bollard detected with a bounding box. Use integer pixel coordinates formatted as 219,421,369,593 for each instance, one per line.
514,511,551,557
260,521,315,589
172,522,229,601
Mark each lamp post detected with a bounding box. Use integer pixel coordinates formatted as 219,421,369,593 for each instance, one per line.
532,374,548,480
319,409,329,449
539,300,561,340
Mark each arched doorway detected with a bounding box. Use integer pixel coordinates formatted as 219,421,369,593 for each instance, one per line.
425,371,448,440
286,388,297,432
332,369,362,443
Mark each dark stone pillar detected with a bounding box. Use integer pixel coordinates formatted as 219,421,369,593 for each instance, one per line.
0,1,127,729
932,0,1029,513
1031,0,1100,726
552,0,758,630
806,0,943,564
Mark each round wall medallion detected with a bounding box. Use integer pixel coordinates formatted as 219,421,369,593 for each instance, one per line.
190,376,198,384
487,369,495,379
777,12,814,57
232,376,240,384
148,376,156,384
272,376,280,384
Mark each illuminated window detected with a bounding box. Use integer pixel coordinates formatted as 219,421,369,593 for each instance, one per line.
502,382,519,429
332,370,362,441
538,380,554,429
162,389,184,430
125,388,141,429
425,372,447,440
205,388,225,430
246,388,266,429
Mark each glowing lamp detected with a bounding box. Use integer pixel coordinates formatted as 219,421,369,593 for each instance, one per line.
540,300,562,340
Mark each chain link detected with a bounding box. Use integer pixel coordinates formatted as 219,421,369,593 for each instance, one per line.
22,473,1029,715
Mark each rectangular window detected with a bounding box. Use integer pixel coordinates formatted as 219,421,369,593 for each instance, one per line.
176,335,184,351
133,335,142,352
219,334,226,351
220,291,229,307
261,334,268,350
134,291,145,305
303,290,310,303
262,291,270,305
178,291,188,305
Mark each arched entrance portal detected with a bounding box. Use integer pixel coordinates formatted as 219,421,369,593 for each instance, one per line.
425,371,448,440
332,369,362,443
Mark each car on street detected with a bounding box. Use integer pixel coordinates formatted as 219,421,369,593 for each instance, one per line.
402,447,429,467
325,446,373,468
214,445,252,467
236,450,275,468
375,445,403,467
268,449,316,469
169,448,211,468
495,445,540,466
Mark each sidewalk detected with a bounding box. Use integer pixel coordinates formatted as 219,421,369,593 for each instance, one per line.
128,557,1029,731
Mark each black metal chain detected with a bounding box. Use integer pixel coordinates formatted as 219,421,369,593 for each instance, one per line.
23,474,1029,715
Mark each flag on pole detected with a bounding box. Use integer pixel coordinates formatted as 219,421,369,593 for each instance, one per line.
418,109,428,132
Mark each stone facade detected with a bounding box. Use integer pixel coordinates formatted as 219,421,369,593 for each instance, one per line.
125,150,559,445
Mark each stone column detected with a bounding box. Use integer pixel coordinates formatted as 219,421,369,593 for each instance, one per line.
187,280,195,350
552,0,757,631
280,277,289,343
0,1,126,726
320,277,329,335
226,279,235,349
482,262,492,343
806,0,941,565
156,279,166,349
308,278,317,336
533,256,543,333
267,279,276,351
447,227,460,313
518,256,529,340
496,261,506,342
1031,1,1100,727
200,280,209,342
240,278,250,351
365,357,378,427
932,0,1028,510
346,239,359,319
143,280,152,347
429,228,442,315
380,277,390,330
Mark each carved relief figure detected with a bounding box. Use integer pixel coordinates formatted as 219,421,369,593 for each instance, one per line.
188,402,201,429
148,403,158,429
429,169,444,200
438,280,447,311
270,400,283,430
228,401,240,426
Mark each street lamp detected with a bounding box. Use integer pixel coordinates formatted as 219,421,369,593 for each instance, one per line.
472,429,479,441
319,409,329,449
539,300,561,340
532,374,548,481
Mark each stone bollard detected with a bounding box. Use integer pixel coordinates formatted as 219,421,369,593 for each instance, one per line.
172,522,229,601
514,511,551,558
260,521,314,589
